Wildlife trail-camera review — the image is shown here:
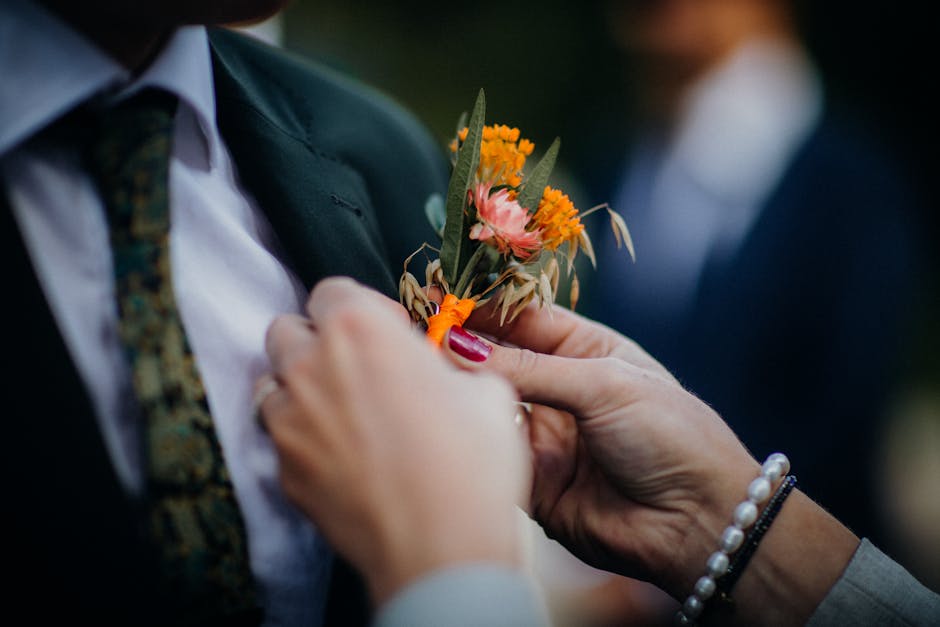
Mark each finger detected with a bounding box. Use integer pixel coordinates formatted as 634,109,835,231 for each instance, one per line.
306,278,442,377
441,325,494,368
525,403,578,520
468,300,614,358
442,308,618,414
468,301,670,377
265,314,317,374
482,340,630,417
306,276,411,329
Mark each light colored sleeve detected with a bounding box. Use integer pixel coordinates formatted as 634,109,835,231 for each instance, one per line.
807,538,940,626
372,564,549,627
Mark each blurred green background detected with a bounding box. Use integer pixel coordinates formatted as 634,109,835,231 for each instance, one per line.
280,0,622,160
277,0,935,209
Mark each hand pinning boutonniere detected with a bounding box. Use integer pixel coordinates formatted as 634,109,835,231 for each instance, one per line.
399,89,634,344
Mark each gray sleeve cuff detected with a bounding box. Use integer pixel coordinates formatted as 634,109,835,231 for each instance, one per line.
373,564,549,627
807,538,940,626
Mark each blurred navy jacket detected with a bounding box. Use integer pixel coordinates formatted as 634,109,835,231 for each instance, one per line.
581,43,922,544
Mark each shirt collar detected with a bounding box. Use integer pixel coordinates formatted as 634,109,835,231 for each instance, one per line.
120,26,220,169
0,0,218,168
666,37,823,211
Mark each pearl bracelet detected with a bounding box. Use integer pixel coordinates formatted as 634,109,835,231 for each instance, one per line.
674,453,791,626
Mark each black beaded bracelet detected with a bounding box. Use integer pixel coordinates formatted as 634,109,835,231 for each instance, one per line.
716,474,797,596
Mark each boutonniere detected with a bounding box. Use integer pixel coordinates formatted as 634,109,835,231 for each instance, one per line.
399,89,634,344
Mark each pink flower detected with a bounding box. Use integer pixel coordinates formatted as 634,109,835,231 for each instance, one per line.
469,183,541,259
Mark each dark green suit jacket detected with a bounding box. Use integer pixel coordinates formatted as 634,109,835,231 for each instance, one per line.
3,27,446,626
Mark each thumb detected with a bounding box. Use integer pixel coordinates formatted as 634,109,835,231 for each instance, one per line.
443,325,616,417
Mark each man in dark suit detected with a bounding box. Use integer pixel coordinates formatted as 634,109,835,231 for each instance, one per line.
1,0,446,624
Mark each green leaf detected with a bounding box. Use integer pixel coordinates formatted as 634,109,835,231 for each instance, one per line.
516,137,560,212
424,193,445,237
441,89,485,285
454,242,489,298
455,213,476,277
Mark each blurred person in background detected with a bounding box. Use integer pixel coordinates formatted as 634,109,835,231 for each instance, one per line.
565,0,925,622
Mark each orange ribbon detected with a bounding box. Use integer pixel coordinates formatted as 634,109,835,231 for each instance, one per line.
426,294,476,346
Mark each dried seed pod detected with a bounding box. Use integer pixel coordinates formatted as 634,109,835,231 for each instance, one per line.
399,271,431,323
399,272,416,310
499,282,516,326
569,273,580,312
425,258,441,289
539,271,554,312
432,268,449,295
547,256,560,293
566,236,580,273
608,207,635,261
514,270,537,284
502,279,536,325
508,290,536,323
579,230,596,269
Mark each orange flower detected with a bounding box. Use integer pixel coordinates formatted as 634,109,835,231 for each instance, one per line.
426,294,476,345
452,124,535,188
469,183,542,259
530,186,585,251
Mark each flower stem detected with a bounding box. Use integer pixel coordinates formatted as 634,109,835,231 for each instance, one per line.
454,243,489,298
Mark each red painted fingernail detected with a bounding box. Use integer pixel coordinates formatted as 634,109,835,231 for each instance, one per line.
447,326,492,362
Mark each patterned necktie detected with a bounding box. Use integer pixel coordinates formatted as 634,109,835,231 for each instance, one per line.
85,89,259,623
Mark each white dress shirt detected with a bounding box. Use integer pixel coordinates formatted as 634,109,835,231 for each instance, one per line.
614,37,823,317
0,1,332,624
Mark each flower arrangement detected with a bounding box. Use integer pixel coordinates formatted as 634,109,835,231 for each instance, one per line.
399,90,634,344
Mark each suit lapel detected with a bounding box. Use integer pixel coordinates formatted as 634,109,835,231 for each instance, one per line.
209,35,397,297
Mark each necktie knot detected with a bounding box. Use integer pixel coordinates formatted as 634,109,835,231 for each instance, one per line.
87,89,178,241
41,88,177,151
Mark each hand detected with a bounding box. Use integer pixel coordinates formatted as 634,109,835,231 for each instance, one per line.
258,278,529,605
444,304,859,625
443,303,762,595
